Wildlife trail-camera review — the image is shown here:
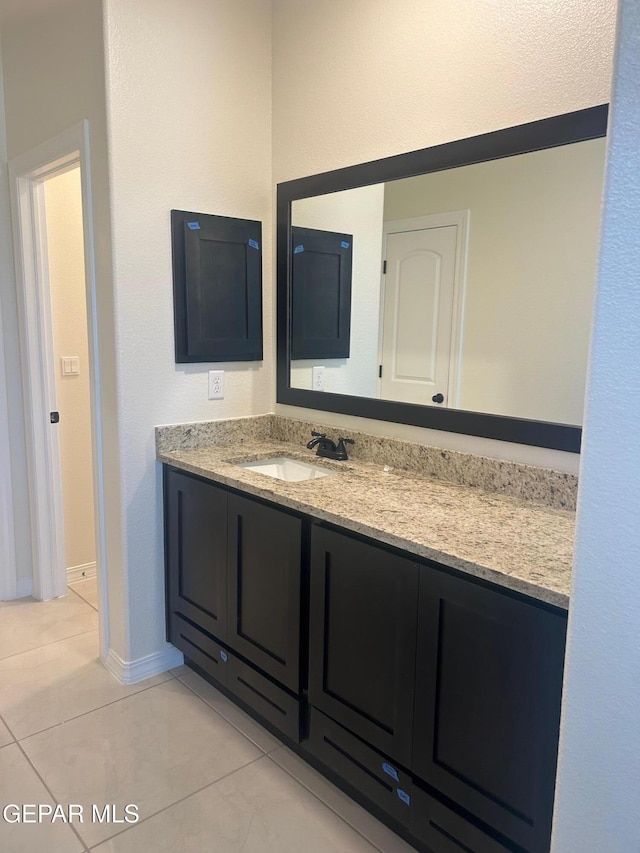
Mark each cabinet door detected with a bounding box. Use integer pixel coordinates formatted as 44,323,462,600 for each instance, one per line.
290,226,352,359
165,468,228,640
171,210,263,363
412,567,567,853
227,494,302,693
309,525,419,767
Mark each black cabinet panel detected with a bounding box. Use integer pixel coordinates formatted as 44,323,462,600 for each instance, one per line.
291,226,352,359
411,786,515,853
309,525,419,767
412,568,566,852
172,209,263,362
169,613,229,687
227,494,303,693
228,654,301,742
308,708,413,826
165,468,227,640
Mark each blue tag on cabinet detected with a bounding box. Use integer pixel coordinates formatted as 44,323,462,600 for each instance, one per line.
396,789,411,806
382,762,399,782
187,222,200,230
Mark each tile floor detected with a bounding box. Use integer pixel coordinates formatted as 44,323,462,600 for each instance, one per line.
0,580,416,852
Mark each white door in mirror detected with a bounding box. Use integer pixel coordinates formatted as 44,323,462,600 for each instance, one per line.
380,224,458,407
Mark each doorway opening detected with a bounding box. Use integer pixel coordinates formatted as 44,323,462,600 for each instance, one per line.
44,167,97,609
6,122,106,645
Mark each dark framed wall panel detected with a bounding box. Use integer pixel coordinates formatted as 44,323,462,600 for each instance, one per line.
291,226,353,359
172,209,263,362
277,104,610,452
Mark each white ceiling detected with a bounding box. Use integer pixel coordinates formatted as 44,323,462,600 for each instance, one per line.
0,0,71,25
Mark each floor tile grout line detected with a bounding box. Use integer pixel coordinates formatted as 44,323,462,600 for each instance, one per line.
83,754,267,850
15,674,175,745
0,626,99,663
10,730,90,852
173,671,276,755
162,671,401,851
266,751,395,853
0,708,16,749
68,585,98,613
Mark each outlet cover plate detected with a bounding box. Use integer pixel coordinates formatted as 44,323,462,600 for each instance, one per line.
208,370,224,400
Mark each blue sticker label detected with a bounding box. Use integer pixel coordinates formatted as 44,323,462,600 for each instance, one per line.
396,789,411,806
294,245,304,254
219,650,228,662
248,238,260,250
187,222,200,230
382,762,399,782
341,241,350,249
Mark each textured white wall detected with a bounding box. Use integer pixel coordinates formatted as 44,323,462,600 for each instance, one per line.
46,167,96,570
552,2,640,849
272,0,616,471
1,0,125,652
103,0,272,660
384,140,606,425
291,185,384,397
0,45,24,595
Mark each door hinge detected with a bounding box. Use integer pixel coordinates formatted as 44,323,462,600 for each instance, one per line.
378,365,383,379
382,260,387,275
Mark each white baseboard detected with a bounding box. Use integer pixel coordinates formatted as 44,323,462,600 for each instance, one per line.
67,561,97,584
103,644,184,685
16,577,33,599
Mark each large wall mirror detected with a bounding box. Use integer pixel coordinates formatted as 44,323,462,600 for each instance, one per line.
277,106,608,452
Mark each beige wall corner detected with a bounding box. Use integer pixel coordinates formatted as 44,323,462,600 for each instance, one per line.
45,167,96,572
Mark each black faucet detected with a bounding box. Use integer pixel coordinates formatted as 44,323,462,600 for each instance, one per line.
306,431,354,461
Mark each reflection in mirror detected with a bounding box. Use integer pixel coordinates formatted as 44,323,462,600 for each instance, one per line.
290,138,606,427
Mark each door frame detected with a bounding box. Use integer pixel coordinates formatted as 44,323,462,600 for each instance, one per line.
378,210,470,408
0,283,17,599
8,121,106,605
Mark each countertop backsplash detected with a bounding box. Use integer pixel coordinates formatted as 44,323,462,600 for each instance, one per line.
156,413,577,511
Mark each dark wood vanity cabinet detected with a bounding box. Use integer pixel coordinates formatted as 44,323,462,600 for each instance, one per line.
164,467,304,738
226,493,302,693
165,468,228,640
411,566,567,853
308,525,419,767
164,466,567,852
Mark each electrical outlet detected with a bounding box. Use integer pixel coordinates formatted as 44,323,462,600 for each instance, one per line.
208,370,224,400
312,366,325,391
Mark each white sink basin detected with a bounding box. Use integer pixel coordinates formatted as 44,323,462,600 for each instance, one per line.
237,456,336,482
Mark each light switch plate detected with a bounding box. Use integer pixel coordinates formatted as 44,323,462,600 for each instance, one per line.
208,370,224,400
61,356,80,376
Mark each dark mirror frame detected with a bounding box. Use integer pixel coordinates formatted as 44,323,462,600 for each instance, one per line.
277,104,608,453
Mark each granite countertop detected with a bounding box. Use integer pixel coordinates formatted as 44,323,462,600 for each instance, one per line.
157,435,575,610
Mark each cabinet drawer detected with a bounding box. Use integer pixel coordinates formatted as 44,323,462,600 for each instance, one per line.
307,708,412,827
227,655,301,742
411,786,516,853
169,613,229,687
